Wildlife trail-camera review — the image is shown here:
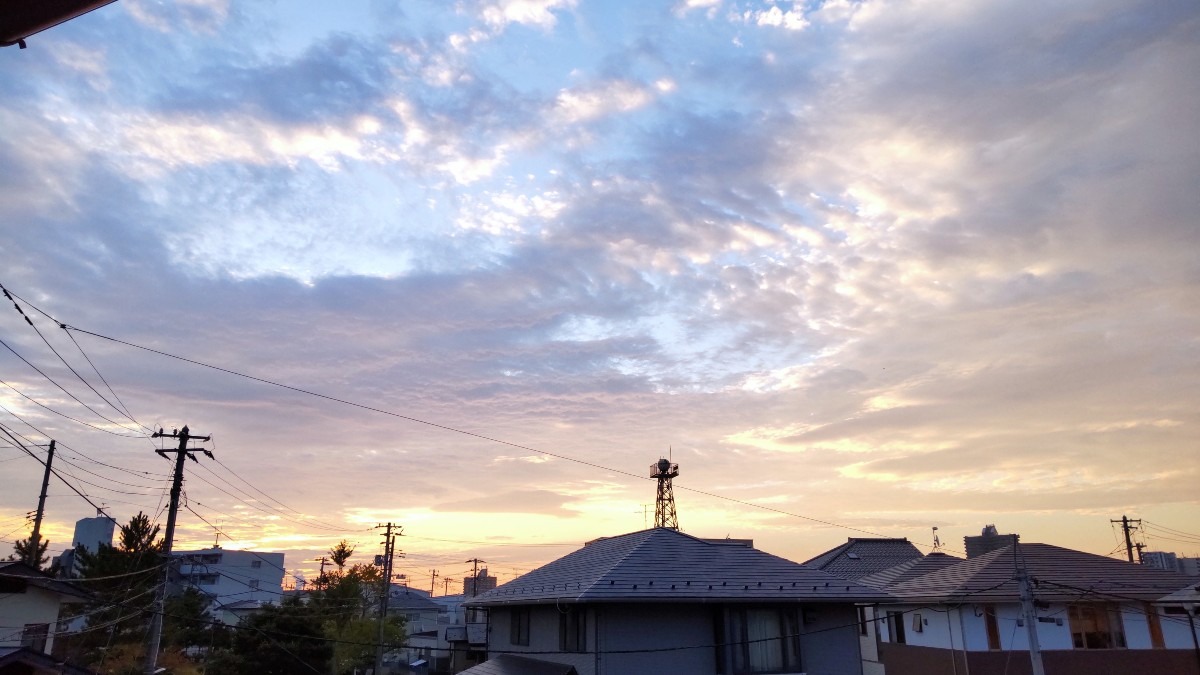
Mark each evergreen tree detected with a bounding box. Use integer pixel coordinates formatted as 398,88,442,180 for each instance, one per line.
7,533,50,569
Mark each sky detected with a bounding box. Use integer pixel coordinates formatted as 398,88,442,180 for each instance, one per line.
1,0,1198,592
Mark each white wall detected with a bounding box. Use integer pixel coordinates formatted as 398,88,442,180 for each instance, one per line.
176,548,285,611
0,585,66,654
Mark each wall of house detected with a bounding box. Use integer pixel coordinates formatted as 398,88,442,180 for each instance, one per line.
490,605,593,674
0,586,64,654
799,603,863,675
595,604,717,675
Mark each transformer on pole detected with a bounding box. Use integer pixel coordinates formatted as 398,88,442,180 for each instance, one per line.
650,457,680,530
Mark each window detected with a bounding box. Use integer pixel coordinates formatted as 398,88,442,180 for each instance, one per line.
251,560,262,569
857,606,870,636
728,608,802,674
984,606,1001,650
1068,604,1126,649
510,608,531,646
248,579,260,589
559,608,586,652
200,553,222,564
193,573,219,585
21,624,49,653
886,611,906,645
911,613,924,633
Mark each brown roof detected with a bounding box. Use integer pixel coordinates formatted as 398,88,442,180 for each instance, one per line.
886,543,1195,603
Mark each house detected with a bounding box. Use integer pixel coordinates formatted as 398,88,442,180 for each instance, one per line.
0,562,89,660
862,543,1200,675
803,538,924,582
467,527,890,675
0,646,94,675
174,546,285,622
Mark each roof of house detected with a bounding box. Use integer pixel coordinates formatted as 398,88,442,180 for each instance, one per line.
802,538,924,581
388,589,441,611
0,646,96,674
0,561,90,600
468,527,889,607
459,654,578,675
885,543,1197,603
858,552,964,589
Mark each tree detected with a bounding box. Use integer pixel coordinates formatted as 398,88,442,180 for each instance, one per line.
7,533,50,569
64,512,164,666
205,597,332,675
328,540,354,571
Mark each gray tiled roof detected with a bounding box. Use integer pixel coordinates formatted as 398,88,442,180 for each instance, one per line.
460,654,578,675
886,543,1196,603
388,590,441,611
858,552,963,589
802,538,924,581
468,528,889,607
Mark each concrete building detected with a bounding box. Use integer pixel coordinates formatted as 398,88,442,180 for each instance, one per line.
463,569,497,597
964,523,1019,558
51,515,116,578
174,547,285,623
467,527,888,675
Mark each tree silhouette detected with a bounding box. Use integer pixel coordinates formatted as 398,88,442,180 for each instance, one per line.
329,540,354,571
7,533,50,569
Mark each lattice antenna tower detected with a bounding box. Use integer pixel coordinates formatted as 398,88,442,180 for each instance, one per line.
650,453,680,530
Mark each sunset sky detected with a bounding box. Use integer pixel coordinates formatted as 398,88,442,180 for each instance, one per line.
1,0,1198,591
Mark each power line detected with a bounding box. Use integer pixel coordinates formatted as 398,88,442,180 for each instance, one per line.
60,322,940,548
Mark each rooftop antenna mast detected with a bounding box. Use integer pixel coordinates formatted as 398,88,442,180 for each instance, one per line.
931,526,942,552
650,451,680,530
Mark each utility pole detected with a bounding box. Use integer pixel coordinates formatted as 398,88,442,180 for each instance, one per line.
26,440,54,567
1016,549,1046,675
314,556,329,589
465,558,486,597
374,522,401,675
144,425,212,675
430,569,439,596
443,577,450,596
1111,515,1142,563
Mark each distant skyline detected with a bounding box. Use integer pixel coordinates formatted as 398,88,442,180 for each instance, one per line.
1,0,1198,589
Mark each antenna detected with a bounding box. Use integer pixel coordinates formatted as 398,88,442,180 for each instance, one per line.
931,526,942,552
650,453,680,530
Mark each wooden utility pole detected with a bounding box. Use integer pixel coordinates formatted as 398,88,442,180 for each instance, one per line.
1111,515,1142,563
430,569,439,596
26,440,54,567
144,426,212,675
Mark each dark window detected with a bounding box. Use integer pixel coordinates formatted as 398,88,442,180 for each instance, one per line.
1068,604,1126,649
857,606,869,636
510,608,531,646
728,608,802,674
984,606,1000,649
887,611,906,645
21,623,49,653
251,560,262,569
559,608,586,652
248,579,260,589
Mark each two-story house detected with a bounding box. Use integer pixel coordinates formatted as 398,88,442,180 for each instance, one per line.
465,527,890,675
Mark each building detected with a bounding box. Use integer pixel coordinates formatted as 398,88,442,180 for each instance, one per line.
463,568,497,597
803,538,924,581
51,515,116,578
0,562,89,659
964,523,1019,558
467,527,890,675
1143,550,1200,576
861,543,1200,675
174,547,285,622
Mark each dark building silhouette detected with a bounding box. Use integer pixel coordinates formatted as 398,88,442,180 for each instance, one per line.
964,524,1019,558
